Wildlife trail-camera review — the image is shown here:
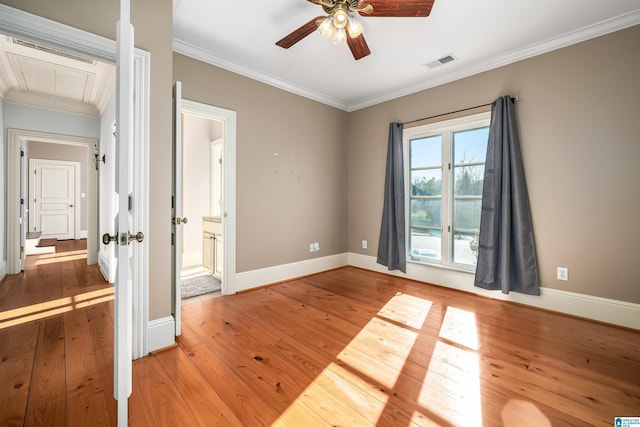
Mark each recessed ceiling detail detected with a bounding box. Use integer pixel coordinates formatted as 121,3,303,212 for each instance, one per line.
0,34,115,117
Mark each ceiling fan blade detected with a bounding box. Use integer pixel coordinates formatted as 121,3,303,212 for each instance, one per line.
347,34,371,60
358,0,435,17
276,16,324,49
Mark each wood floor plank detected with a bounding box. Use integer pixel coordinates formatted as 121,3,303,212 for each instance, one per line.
177,322,288,426
24,316,67,426
154,346,244,426
84,300,117,426
131,355,199,427
64,306,113,427
0,322,39,427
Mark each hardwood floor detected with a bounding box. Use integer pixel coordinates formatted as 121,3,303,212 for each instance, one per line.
1,247,639,426
0,239,116,426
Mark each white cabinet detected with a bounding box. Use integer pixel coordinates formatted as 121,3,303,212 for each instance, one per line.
202,231,214,273
214,233,223,279
203,217,222,280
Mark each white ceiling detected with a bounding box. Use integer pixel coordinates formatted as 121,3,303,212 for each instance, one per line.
0,34,115,117
173,0,640,111
1,2,637,116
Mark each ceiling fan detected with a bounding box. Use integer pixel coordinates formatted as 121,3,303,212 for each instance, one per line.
276,0,436,60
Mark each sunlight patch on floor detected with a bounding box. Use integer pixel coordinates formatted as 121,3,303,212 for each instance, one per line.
273,361,390,426
377,292,433,329
0,287,114,329
33,253,88,265
417,307,482,426
439,306,479,350
338,317,418,389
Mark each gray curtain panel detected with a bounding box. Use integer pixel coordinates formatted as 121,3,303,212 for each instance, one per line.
474,96,540,295
377,122,406,273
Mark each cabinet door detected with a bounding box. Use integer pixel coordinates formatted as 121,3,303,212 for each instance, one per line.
214,234,223,279
203,232,214,273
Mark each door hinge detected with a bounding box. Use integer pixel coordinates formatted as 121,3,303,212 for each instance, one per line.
171,232,175,246
128,195,133,211
20,150,25,157
20,198,24,205
448,163,451,170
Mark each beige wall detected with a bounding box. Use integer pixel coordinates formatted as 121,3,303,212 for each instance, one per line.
182,114,213,263
347,25,640,304
2,0,174,319
174,54,349,272
3,1,637,317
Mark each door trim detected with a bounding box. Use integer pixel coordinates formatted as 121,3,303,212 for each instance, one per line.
8,130,97,270
181,99,237,296
0,4,151,359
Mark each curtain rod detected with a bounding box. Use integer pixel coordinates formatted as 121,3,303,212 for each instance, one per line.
402,96,519,126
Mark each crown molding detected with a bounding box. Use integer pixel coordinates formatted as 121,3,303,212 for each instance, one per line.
349,9,640,111
172,38,350,111
174,9,640,112
0,4,116,63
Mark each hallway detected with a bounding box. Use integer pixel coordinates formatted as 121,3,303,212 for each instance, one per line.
0,240,116,426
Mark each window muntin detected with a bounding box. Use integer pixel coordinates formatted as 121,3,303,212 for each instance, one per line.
405,112,490,270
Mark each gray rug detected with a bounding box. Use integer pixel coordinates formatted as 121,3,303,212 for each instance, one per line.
181,274,221,299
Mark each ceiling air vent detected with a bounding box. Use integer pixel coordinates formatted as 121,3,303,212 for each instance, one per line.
10,37,95,65
426,53,457,69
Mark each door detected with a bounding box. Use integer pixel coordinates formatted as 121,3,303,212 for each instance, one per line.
30,159,78,240
112,3,136,426
171,81,185,336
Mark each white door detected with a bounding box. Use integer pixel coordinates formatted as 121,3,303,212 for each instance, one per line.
172,81,184,336
30,159,78,240
112,3,135,426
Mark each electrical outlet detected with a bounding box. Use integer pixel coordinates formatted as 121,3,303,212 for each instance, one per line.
362,240,367,249
314,242,320,252
557,267,569,281
309,243,314,253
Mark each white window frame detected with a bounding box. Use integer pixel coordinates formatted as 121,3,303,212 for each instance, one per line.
404,111,490,271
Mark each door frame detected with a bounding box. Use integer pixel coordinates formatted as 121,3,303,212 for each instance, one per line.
0,4,151,359
29,158,81,240
8,130,96,268
180,99,237,297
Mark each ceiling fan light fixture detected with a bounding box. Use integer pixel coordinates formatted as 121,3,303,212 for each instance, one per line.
347,16,363,38
318,16,334,38
333,28,346,44
332,6,349,29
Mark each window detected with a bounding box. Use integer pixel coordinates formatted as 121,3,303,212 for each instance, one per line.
404,112,490,270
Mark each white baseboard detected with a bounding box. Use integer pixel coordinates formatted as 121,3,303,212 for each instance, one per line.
98,252,109,282
235,253,349,293
347,252,640,330
0,260,6,282
78,230,88,239
147,316,175,353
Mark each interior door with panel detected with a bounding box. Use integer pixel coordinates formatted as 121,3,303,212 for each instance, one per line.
108,3,138,425
172,80,186,336
30,159,78,240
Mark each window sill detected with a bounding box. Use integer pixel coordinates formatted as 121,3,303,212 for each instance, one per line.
407,258,476,276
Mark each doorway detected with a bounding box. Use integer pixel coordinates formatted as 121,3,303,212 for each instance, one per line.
1,4,150,358
29,158,81,240
179,113,224,301
171,92,237,336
